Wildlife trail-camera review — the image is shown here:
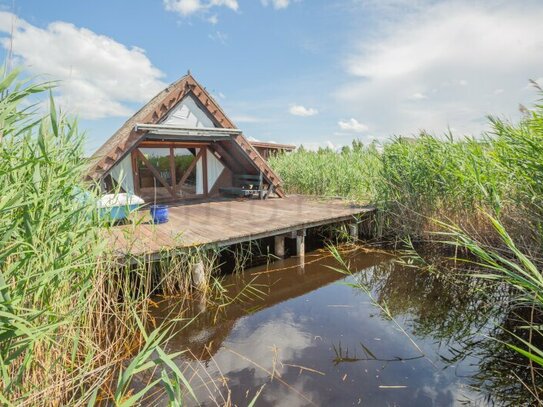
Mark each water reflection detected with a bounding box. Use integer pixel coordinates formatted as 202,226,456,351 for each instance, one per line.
144,248,539,406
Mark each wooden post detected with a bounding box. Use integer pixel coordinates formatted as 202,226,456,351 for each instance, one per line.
191,260,206,289
274,235,285,259
295,229,306,260
202,147,209,196
349,222,359,240
132,150,140,196
196,293,207,313
296,230,306,273
169,145,177,196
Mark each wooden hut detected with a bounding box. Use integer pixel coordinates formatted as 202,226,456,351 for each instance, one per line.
87,73,284,203
249,141,295,161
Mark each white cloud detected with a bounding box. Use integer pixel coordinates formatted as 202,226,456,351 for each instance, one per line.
212,314,314,380
164,0,238,16
338,118,369,133
289,104,318,117
232,114,266,123
261,0,291,9
164,0,201,15
207,14,219,24
337,1,543,137
0,12,166,119
182,313,321,406
212,0,238,9
208,30,228,44
409,92,427,100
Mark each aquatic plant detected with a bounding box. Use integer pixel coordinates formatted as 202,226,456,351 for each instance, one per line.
0,70,201,405
269,141,382,202
271,87,543,401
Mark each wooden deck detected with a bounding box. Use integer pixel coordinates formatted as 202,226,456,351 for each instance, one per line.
109,196,374,257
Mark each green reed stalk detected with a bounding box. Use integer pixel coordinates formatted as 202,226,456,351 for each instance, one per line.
272,86,543,398
0,69,197,406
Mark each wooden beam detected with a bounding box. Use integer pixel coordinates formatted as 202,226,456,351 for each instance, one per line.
202,147,209,196
296,229,305,261
139,141,209,149
131,150,141,196
209,142,244,173
169,146,177,196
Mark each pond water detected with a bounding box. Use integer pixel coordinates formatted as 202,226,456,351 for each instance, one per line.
147,248,532,406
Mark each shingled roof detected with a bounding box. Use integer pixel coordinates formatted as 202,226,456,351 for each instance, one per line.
87,73,284,197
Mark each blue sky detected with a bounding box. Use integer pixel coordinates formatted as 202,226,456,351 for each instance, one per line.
0,0,542,154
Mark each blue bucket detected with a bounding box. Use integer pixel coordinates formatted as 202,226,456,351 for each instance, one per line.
150,204,169,224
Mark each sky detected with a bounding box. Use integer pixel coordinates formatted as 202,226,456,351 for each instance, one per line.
0,0,542,154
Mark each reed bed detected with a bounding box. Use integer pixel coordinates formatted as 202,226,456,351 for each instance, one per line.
270,88,543,398
0,70,216,405
270,142,381,202
270,98,543,246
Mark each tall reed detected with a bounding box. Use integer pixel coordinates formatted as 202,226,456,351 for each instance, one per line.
270,87,543,395
269,141,382,202
0,70,197,405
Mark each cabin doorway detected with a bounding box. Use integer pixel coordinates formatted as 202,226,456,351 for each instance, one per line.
132,143,209,202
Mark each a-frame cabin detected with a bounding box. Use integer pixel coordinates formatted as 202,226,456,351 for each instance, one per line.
87,73,285,203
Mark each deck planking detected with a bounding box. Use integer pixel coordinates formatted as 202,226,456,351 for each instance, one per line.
108,196,374,257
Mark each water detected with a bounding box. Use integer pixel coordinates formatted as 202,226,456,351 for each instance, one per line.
146,248,532,406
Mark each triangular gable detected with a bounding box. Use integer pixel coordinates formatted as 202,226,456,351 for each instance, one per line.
87,73,285,197
160,93,216,128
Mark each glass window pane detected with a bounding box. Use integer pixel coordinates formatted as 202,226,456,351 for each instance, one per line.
174,148,202,197
137,148,173,201
134,146,205,201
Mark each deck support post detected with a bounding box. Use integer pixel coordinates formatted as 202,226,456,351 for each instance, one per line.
295,229,306,259
296,230,306,272
191,260,206,289
274,235,285,259
349,222,359,240
196,293,207,313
